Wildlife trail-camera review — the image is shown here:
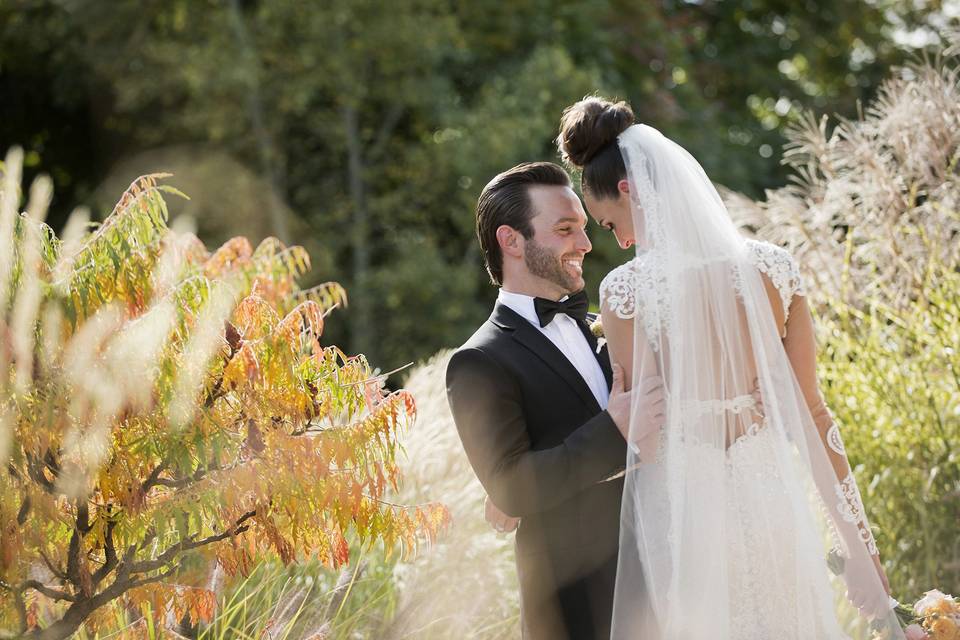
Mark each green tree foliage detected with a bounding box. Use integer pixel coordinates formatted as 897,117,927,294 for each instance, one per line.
0,149,449,639
0,0,940,371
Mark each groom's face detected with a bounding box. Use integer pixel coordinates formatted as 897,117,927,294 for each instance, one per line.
523,185,592,296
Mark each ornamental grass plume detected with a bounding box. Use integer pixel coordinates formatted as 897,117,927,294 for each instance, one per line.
724,47,960,596
725,47,960,307
380,350,520,639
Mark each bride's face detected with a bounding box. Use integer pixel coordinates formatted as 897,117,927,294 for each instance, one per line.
584,179,643,250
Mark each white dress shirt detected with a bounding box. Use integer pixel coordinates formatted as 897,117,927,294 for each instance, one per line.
497,288,609,410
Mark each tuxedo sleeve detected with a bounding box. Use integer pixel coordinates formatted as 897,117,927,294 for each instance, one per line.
446,346,626,518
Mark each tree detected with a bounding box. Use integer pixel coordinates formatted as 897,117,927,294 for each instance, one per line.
1,0,941,373
0,148,449,639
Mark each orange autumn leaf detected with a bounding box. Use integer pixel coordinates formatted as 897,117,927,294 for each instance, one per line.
204,236,253,278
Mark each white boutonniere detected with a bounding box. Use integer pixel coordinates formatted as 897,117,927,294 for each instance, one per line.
590,317,607,354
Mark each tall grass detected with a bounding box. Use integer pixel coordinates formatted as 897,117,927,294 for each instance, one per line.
170,351,520,640
726,49,960,595
379,350,519,640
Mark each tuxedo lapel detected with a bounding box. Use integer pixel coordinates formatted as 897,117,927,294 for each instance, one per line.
490,303,601,411
578,315,613,391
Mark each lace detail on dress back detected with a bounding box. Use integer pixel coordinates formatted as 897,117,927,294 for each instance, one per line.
679,394,757,422
599,240,805,347
660,394,767,462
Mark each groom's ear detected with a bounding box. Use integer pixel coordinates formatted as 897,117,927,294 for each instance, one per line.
496,224,524,258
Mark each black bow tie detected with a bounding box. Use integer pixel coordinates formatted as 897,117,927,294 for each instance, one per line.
533,290,589,327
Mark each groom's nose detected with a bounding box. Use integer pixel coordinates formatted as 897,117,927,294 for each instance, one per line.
575,228,592,253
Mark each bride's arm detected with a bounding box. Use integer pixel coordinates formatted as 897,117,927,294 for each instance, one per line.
601,301,661,460
600,300,634,390
781,292,891,596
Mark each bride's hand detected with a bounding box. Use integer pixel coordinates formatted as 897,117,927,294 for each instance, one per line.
608,364,664,442
484,495,520,534
842,551,891,619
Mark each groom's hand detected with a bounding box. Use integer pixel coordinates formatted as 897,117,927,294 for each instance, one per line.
484,495,520,534
608,364,665,443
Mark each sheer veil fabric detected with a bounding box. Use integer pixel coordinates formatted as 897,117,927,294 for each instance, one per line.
605,125,903,639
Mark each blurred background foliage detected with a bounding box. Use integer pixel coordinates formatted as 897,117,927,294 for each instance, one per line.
3,0,956,372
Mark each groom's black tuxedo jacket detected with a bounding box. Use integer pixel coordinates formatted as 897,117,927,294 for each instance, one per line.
446,302,627,640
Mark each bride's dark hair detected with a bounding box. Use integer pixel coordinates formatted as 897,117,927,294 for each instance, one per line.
557,96,634,199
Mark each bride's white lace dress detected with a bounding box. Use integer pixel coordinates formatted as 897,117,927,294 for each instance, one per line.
601,240,855,639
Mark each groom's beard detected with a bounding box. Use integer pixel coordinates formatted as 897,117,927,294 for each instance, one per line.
523,238,583,294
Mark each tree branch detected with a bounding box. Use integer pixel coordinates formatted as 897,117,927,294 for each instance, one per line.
126,510,256,578
204,374,226,408
25,453,55,493
21,558,182,640
91,515,118,588
38,549,68,583
17,495,31,525
128,562,180,590
43,449,61,478
143,456,219,496
21,507,255,639
140,456,171,495
20,580,77,602
153,465,208,490
65,502,90,588
13,587,27,636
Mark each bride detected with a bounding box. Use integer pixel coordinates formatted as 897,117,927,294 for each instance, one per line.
557,97,903,639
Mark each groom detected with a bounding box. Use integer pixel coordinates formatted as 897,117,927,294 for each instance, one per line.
446,162,660,639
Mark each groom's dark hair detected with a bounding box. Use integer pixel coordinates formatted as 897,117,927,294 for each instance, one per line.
476,162,571,286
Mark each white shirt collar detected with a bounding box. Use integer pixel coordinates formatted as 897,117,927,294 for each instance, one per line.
496,289,539,327
497,288,570,328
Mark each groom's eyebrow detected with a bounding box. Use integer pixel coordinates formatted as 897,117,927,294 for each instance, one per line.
554,215,587,226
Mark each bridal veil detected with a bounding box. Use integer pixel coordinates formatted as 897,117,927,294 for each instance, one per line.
608,124,903,640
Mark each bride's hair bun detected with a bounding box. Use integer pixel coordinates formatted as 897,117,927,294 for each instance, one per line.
557,96,635,168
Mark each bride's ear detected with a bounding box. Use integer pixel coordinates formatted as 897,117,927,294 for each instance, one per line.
496,224,524,257
617,179,630,196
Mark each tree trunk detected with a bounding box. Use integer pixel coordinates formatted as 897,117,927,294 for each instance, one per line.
227,0,290,243
22,580,127,640
343,104,372,358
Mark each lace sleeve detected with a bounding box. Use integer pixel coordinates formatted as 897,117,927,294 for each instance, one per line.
600,255,670,352
783,293,878,557
747,240,805,323
599,259,640,320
